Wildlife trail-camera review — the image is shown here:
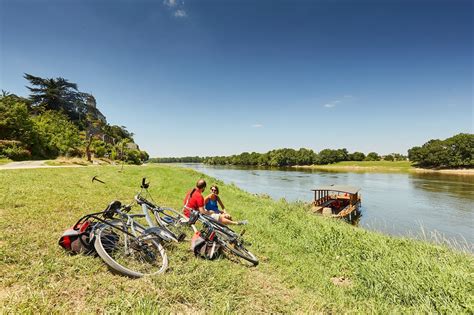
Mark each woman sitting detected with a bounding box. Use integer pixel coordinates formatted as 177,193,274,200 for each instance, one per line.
205,185,247,225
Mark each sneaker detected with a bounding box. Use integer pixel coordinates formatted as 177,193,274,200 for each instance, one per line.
238,220,248,225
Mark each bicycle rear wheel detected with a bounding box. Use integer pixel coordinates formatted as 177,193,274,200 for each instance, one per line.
94,221,168,278
217,233,258,266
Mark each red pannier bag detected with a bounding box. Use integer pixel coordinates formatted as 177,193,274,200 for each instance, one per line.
58,220,96,255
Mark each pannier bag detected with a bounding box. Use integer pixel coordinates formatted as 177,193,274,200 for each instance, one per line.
190,231,222,260
58,221,97,255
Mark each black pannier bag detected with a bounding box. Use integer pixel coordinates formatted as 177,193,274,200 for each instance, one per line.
190,226,222,260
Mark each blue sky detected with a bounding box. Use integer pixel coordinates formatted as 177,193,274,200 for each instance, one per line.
1,0,472,157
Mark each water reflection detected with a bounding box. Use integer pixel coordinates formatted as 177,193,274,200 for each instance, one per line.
177,163,474,249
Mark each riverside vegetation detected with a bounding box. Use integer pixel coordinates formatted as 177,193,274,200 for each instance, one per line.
0,165,472,313
0,74,148,164
151,133,473,171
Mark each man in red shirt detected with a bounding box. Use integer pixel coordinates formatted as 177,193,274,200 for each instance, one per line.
183,179,214,218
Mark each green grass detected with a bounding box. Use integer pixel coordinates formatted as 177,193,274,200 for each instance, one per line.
302,160,414,173
0,157,12,165
0,165,472,313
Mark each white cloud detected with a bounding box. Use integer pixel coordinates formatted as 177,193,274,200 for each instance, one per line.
163,0,177,7
322,97,349,108
252,124,263,128
174,9,187,17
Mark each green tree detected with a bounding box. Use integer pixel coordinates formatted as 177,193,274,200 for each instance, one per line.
296,148,315,165
384,154,394,161
409,134,474,168
349,151,366,161
365,152,381,161
25,73,79,113
32,111,81,158
444,133,474,168
0,94,35,145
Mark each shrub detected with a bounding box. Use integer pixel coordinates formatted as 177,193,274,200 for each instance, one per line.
0,140,32,160
32,111,81,158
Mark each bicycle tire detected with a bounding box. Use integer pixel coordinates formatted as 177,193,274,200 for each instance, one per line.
154,207,194,239
201,215,237,237
94,221,168,278
218,234,259,266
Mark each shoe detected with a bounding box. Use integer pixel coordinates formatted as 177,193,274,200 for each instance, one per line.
238,220,248,225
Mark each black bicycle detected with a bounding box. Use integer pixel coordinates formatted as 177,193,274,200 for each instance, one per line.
190,211,259,266
74,200,170,278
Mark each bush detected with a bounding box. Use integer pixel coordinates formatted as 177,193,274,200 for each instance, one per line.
32,111,81,158
66,147,83,158
125,149,142,165
0,95,34,145
0,140,31,160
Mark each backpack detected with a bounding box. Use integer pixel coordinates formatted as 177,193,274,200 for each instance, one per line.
58,220,97,255
190,229,222,260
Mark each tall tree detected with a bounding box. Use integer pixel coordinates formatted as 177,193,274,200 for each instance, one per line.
24,73,80,114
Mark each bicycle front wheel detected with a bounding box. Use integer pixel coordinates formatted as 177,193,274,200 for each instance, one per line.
153,207,192,241
94,221,168,278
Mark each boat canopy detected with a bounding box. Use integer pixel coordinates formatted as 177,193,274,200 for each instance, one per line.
311,185,360,195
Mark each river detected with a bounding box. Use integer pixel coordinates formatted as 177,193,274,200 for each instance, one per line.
177,163,474,251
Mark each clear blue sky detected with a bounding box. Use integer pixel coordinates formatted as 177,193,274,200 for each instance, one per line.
1,0,472,157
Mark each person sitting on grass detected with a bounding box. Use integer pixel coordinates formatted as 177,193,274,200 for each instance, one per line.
205,184,247,225
183,180,247,225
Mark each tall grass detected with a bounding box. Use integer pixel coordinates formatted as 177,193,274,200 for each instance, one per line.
0,165,472,313
0,157,12,165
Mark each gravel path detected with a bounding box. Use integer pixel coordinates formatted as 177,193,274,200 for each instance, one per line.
0,160,83,170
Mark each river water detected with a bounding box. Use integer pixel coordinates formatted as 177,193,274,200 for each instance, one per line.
178,163,474,250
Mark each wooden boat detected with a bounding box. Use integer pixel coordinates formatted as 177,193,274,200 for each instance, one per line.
311,185,361,220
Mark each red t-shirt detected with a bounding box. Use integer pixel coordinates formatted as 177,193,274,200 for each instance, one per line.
183,188,204,217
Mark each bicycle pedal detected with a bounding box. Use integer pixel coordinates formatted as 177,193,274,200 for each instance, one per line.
178,233,186,242
240,229,246,237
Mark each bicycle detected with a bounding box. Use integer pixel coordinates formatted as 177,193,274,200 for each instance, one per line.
133,178,258,266
190,211,259,266
73,199,171,278
135,178,196,241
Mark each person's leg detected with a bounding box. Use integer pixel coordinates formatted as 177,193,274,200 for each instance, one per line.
219,215,248,225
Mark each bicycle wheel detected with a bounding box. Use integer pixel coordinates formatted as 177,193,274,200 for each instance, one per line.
94,221,168,278
153,207,192,241
217,232,258,266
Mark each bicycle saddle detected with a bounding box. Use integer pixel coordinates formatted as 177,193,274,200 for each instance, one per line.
104,200,122,218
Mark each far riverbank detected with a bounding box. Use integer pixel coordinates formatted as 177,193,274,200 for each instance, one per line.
293,161,474,176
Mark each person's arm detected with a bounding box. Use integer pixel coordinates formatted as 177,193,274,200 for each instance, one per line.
198,206,214,215
203,194,210,210
198,195,213,215
217,196,226,213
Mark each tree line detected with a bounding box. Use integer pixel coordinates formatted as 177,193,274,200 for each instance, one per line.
202,148,407,167
147,156,204,163
0,74,148,164
408,133,473,169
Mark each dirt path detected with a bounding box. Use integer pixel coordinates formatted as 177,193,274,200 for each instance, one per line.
0,160,83,170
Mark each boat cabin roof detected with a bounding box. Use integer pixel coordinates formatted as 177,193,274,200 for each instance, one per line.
311,185,360,195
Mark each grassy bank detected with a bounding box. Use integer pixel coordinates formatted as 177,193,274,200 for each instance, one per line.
294,160,474,175
0,165,472,313
295,161,413,172
0,158,12,165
